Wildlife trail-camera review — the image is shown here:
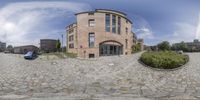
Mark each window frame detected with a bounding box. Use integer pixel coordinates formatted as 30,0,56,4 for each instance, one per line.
112,15,116,33
118,16,121,34
88,33,95,48
88,19,95,27
69,43,74,49
69,35,74,42
126,27,128,34
125,39,128,49
105,14,111,32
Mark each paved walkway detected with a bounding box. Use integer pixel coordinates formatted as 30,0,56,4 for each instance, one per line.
0,52,200,99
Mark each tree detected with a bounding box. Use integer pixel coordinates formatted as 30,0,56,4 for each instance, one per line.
132,43,141,53
56,39,61,52
179,42,189,51
157,41,171,51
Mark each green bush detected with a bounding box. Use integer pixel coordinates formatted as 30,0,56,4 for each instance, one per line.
140,51,189,69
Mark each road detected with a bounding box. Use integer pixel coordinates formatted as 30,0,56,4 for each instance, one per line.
0,52,200,100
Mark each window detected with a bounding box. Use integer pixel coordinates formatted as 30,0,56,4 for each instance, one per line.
126,20,129,23
88,12,94,15
69,43,74,48
89,54,95,58
125,39,128,49
110,46,113,54
88,19,95,27
105,14,110,32
69,35,74,42
68,29,74,34
89,33,95,48
126,27,128,34
112,15,116,33
118,17,121,34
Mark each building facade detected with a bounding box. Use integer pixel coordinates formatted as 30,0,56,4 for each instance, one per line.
14,45,39,54
66,9,137,58
137,38,144,51
185,39,200,50
173,39,200,52
0,41,6,52
40,39,57,53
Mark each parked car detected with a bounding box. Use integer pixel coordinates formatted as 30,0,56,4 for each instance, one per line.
177,50,184,54
4,50,10,53
24,51,37,59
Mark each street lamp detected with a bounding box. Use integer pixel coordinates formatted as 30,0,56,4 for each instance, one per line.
61,33,63,52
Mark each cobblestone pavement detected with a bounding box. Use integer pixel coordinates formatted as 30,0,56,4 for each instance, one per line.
0,52,200,100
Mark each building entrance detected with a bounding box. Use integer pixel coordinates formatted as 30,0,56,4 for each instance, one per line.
99,44,123,56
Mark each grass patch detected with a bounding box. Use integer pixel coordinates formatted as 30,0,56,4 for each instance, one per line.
140,51,189,69
64,52,77,58
42,52,77,59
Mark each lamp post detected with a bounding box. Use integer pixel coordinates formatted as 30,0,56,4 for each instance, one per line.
61,34,63,52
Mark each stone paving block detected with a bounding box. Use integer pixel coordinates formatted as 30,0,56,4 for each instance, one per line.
0,94,29,100
0,52,200,99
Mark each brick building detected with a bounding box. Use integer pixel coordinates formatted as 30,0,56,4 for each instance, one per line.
13,45,39,54
40,39,57,53
66,9,139,58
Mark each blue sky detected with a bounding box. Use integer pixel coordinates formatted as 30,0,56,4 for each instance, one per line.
0,0,200,46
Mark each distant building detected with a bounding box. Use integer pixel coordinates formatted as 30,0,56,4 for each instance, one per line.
143,45,150,51
13,45,39,54
132,32,137,45
0,41,6,52
185,39,200,50
40,39,57,53
149,45,158,51
173,39,200,52
137,39,144,51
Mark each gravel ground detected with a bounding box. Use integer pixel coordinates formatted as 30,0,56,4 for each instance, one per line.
0,52,200,100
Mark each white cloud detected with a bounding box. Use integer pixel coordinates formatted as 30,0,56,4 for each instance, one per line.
0,1,91,46
132,15,154,39
169,22,196,43
135,27,154,39
196,12,200,39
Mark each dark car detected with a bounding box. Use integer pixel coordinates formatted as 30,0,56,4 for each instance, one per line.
24,51,37,59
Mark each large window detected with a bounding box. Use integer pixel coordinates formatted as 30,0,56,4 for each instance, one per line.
105,14,110,32
99,44,123,56
118,17,121,34
69,35,74,42
89,33,95,48
88,19,95,27
112,15,116,33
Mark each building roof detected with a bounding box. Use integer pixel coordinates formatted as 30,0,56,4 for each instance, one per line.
14,45,38,48
75,9,132,24
66,22,77,29
95,9,127,16
40,39,57,41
